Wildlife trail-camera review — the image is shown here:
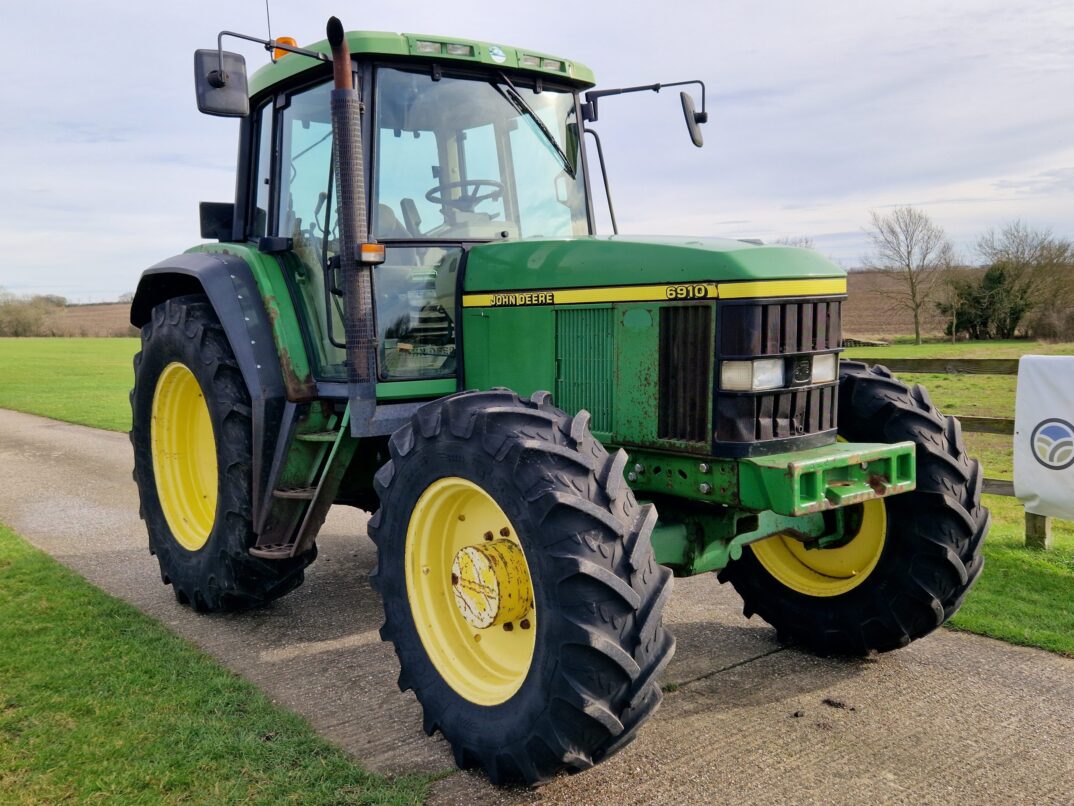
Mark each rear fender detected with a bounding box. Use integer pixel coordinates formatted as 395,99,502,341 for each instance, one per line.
130,251,287,525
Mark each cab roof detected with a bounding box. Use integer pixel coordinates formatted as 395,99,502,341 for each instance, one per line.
248,30,596,97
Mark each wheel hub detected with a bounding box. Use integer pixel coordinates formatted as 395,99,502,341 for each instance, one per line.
150,361,218,551
404,476,537,705
451,539,533,629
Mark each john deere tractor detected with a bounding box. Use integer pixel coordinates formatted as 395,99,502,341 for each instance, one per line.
129,18,988,785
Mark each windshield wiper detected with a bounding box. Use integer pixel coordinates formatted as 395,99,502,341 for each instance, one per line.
493,72,576,179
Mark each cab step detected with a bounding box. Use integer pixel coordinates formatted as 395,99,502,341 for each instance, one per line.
248,543,296,560
295,431,339,443
272,487,318,500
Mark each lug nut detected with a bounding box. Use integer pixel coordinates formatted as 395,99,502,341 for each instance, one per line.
699,482,713,495
499,527,511,537
503,622,514,632
484,531,494,541
520,619,531,630
627,472,638,482
699,462,710,473
633,463,644,474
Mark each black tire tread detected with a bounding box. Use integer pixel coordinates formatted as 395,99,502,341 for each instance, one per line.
130,295,313,612
718,361,988,654
368,389,674,785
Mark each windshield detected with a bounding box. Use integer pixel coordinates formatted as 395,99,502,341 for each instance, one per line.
373,67,589,241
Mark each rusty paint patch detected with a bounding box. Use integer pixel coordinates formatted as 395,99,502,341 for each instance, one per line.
264,295,317,401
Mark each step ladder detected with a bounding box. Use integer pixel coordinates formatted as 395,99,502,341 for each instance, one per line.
250,404,358,560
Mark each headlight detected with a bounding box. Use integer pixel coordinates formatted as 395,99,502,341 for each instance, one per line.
720,358,786,391
811,353,838,384
720,361,753,391
752,358,785,390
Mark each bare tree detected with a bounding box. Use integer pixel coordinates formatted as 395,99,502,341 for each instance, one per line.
977,220,1073,306
865,207,952,344
977,220,1067,270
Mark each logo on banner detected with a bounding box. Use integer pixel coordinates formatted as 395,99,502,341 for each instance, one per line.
1030,418,1074,470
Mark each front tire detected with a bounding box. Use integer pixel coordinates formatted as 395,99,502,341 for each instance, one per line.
719,361,989,654
130,295,314,611
370,390,675,785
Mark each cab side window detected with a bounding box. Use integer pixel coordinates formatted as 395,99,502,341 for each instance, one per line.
273,79,347,379
250,102,273,237
277,81,334,245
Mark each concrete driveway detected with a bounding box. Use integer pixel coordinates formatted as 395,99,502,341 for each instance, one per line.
1,407,1072,805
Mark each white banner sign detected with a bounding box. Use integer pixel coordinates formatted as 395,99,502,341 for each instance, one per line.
1014,355,1074,519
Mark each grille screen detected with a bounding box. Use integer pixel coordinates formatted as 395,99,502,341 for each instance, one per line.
719,299,841,356
658,305,712,442
716,298,843,449
555,308,614,432
715,385,837,442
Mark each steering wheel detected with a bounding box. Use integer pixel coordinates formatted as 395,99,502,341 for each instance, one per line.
425,179,504,212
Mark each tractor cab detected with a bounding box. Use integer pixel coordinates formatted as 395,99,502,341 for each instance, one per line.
196,32,601,388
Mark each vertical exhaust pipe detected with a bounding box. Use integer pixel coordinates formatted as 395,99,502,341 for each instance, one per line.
327,17,377,421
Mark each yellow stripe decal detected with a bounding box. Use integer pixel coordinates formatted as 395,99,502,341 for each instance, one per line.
716,278,847,299
461,278,846,308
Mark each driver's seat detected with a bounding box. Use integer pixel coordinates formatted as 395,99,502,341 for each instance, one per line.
374,204,412,240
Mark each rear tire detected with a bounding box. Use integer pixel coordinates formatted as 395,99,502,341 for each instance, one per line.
370,389,675,785
719,361,989,654
130,295,314,612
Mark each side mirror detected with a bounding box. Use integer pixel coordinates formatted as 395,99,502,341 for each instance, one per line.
194,49,250,117
680,92,706,148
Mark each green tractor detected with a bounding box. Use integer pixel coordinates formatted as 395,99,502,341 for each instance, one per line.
129,18,988,785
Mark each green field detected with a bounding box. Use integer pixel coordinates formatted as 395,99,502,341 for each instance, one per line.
0,337,138,432
0,336,1071,657
0,522,430,804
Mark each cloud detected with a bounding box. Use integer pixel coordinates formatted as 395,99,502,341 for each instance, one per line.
994,167,1074,196
2,0,1073,298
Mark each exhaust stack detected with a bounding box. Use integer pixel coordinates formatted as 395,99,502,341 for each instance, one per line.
327,17,377,419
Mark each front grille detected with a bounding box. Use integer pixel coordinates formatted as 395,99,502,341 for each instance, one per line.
715,298,843,453
658,305,712,443
719,299,841,356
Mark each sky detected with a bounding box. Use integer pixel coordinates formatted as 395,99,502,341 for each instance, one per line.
2,0,1072,301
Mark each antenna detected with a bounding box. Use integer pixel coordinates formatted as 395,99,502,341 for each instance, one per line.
264,0,273,42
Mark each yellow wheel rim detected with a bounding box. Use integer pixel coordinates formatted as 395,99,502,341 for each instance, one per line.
150,362,218,552
750,498,887,597
405,477,536,706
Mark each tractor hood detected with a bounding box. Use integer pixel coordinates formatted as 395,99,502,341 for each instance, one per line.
462,235,845,293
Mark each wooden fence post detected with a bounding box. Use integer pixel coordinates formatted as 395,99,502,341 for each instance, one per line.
1025,513,1052,550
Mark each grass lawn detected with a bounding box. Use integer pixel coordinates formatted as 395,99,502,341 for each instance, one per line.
0,338,138,432
0,522,432,804
0,336,1071,659
949,496,1074,656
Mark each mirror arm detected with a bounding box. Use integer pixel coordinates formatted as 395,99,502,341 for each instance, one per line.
212,29,331,84
583,127,618,235
582,79,707,123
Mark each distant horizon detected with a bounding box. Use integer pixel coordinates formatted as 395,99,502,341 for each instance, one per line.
2,260,1010,307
